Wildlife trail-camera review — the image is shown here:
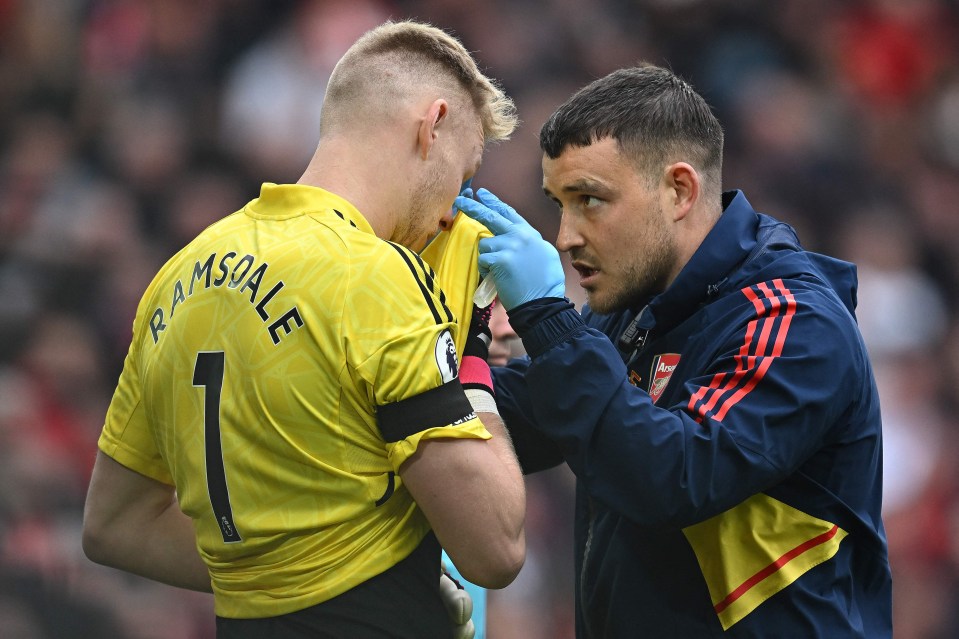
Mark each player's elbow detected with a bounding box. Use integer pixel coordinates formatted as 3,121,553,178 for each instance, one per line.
485,540,526,589
82,516,119,567
459,537,526,589
82,521,106,565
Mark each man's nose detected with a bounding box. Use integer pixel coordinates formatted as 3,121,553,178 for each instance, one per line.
555,213,582,252
438,207,456,231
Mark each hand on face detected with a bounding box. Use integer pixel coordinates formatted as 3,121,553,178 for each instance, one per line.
454,188,565,311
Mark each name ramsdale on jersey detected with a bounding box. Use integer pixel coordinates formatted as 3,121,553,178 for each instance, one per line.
148,251,304,346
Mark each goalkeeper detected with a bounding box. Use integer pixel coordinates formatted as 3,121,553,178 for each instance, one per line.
82,20,524,638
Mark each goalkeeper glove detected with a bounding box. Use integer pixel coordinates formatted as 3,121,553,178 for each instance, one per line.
440,566,475,639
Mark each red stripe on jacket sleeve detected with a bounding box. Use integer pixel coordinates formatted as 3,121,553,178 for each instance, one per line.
687,290,762,419
688,280,796,423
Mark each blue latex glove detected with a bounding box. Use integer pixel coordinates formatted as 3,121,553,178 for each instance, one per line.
454,188,565,311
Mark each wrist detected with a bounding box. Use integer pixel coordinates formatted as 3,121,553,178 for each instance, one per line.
460,355,493,395
464,387,498,415
507,297,574,333
507,299,584,358
460,354,497,415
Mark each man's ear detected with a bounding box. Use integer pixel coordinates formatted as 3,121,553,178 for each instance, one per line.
417,99,449,160
662,162,699,222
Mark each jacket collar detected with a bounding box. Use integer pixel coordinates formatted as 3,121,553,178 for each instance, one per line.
644,190,759,330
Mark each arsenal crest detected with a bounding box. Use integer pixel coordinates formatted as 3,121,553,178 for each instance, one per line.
648,354,681,404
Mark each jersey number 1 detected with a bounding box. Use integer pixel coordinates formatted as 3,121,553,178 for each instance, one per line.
193,351,242,543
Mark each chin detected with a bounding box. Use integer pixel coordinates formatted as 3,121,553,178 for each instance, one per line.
584,291,629,315
583,289,608,314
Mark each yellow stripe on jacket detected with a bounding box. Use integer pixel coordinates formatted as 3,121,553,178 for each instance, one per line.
682,494,848,630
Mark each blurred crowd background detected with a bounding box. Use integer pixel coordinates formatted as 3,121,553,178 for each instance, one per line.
1,0,958,637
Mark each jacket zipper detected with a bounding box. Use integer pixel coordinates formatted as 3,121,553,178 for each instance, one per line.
619,305,653,369
581,496,595,637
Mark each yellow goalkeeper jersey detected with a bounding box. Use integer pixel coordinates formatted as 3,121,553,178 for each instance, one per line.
99,183,490,618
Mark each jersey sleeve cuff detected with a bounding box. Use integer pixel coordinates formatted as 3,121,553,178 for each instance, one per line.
97,434,175,485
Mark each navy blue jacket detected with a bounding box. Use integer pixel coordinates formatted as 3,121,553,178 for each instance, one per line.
494,191,892,637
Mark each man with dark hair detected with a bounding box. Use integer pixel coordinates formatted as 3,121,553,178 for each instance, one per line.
457,64,892,637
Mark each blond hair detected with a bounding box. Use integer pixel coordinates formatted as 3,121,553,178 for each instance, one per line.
322,20,517,142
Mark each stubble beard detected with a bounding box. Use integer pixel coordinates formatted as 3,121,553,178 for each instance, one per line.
585,218,677,315
397,166,445,252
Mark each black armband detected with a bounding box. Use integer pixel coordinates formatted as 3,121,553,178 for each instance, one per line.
377,380,475,443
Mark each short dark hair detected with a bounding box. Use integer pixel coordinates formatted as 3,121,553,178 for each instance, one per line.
540,65,724,193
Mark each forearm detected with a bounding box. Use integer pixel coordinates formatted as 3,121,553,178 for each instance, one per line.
458,336,526,548
460,388,526,547
83,452,212,592
400,421,526,588
86,495,211,592
124,500,212,592
431,422,526,589
475,410,526,543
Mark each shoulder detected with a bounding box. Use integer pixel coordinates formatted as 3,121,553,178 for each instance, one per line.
723,275,867,377
350,239,438,292
345,240,455,329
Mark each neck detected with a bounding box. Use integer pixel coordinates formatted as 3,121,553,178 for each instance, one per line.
297,136,406,241
668,201,720,288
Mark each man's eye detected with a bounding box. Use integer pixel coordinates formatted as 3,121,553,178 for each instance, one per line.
582,195,602,208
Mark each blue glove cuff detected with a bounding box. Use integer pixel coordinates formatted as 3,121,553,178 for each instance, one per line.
507,298,584,358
